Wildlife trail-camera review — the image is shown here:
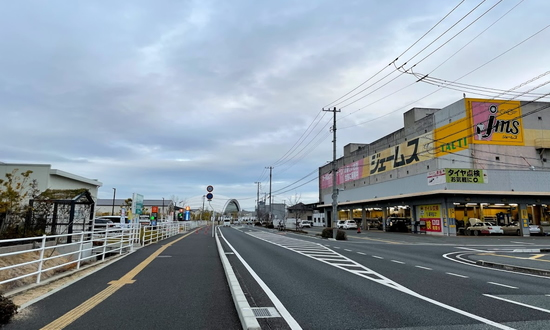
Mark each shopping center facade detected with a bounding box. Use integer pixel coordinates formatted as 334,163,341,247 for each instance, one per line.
318,98,550,235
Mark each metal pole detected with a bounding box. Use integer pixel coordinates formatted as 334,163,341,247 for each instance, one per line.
254,182,260,222
162,198,164,221
323,107,340,239
111,188,116,216
266,166,273,224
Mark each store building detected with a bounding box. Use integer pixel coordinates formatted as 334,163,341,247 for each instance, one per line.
318,98,550,236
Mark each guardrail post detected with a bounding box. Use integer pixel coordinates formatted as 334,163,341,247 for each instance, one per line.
36,234,47,284
102,227,108,261
77,232,85,270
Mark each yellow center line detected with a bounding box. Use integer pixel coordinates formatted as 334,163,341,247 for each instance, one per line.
477,252,550,262
41,229,199,330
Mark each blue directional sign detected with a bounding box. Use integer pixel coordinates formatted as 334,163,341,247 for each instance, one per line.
206,192,213,201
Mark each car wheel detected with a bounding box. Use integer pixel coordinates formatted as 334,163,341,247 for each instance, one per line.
473,230,480,236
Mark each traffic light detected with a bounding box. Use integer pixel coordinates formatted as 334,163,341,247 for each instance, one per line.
177,212,183,220
150,212,157,221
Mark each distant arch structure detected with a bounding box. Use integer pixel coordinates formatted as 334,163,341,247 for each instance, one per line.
185,195,241,218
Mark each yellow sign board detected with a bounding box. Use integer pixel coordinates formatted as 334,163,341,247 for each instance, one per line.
467,98,524,146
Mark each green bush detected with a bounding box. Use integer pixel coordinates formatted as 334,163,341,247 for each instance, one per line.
0,294,18,325
321,228,347,240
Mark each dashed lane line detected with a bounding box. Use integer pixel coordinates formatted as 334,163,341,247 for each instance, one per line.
245,231,513,330
391,260,405,264
446,272,469,278
487,282,518,289
415,266,433,270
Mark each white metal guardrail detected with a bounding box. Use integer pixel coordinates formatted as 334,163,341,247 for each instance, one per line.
0,221,206,290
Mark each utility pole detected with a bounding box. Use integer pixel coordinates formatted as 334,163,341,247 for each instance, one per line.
266,166,273,224
323,106,340,239
254,182,260,222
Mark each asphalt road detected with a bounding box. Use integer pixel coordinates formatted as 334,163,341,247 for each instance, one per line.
220,225,550,329
5,225,550,329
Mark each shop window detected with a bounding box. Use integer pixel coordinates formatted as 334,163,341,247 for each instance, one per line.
496,156,500,161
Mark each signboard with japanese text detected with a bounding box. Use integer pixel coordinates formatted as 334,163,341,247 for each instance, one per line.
445,168,488,184
467,98,524,146
418,204,442,232
368,133,433,176
427,169,446,186
320,158,368,189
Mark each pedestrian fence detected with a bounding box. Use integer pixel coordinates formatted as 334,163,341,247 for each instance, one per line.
0,221,206,291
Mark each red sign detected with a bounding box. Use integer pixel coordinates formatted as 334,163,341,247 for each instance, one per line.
152,206,158,213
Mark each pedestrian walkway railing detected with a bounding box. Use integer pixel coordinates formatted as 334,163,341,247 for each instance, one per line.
0,220,205,292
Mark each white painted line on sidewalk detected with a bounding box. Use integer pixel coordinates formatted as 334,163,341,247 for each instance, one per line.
415,266,432,270
487,282,518,289
446,272,469,278
391,260,405,264
485,294,550,314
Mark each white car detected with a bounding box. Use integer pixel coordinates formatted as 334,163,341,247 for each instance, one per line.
223,219,231,227
466,221,503,236
299,221,312,228
343,220,357,230
336,220,346,229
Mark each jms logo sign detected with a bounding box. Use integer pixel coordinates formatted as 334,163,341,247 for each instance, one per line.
470,100,523,144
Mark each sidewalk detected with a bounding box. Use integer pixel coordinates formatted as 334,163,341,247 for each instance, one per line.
4,227,243,330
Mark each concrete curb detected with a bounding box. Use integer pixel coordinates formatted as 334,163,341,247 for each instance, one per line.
475,260,550,277
215,229,261,330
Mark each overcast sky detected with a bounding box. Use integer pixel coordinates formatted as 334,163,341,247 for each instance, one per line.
1,0,549,211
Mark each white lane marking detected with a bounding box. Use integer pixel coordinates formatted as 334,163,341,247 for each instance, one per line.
372,255,384,259
246,232,513,330
487,282,518,289
218,232,302,330
455,247,491,252
391,260,405,264
415,266,433,270
446,272,469,278
456,253,477,264
511,241,535,245
357,252,366,255
333,246,340,249
443,251,550,279
344,249,352,252
485,294,550,314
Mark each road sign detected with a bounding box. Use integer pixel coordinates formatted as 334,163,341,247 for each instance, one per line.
152,206,158,213
206,192,213,201
207,185,214,192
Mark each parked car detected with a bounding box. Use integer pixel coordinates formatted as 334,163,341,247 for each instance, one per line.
93,218,115,229
343,220,357,230
385,217,411,232
299,220,312,228
336,220,346,229
466,218,503,236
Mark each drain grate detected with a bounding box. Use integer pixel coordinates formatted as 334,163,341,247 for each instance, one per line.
250,307,280,318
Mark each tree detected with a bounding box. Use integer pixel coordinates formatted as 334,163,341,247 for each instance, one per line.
0,169,39,233
287,193,303,229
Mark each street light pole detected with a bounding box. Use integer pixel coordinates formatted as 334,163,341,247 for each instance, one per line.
162,197,165,221
111,188,116,216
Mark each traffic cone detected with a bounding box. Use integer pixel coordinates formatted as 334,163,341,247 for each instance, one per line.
357,226,361,234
